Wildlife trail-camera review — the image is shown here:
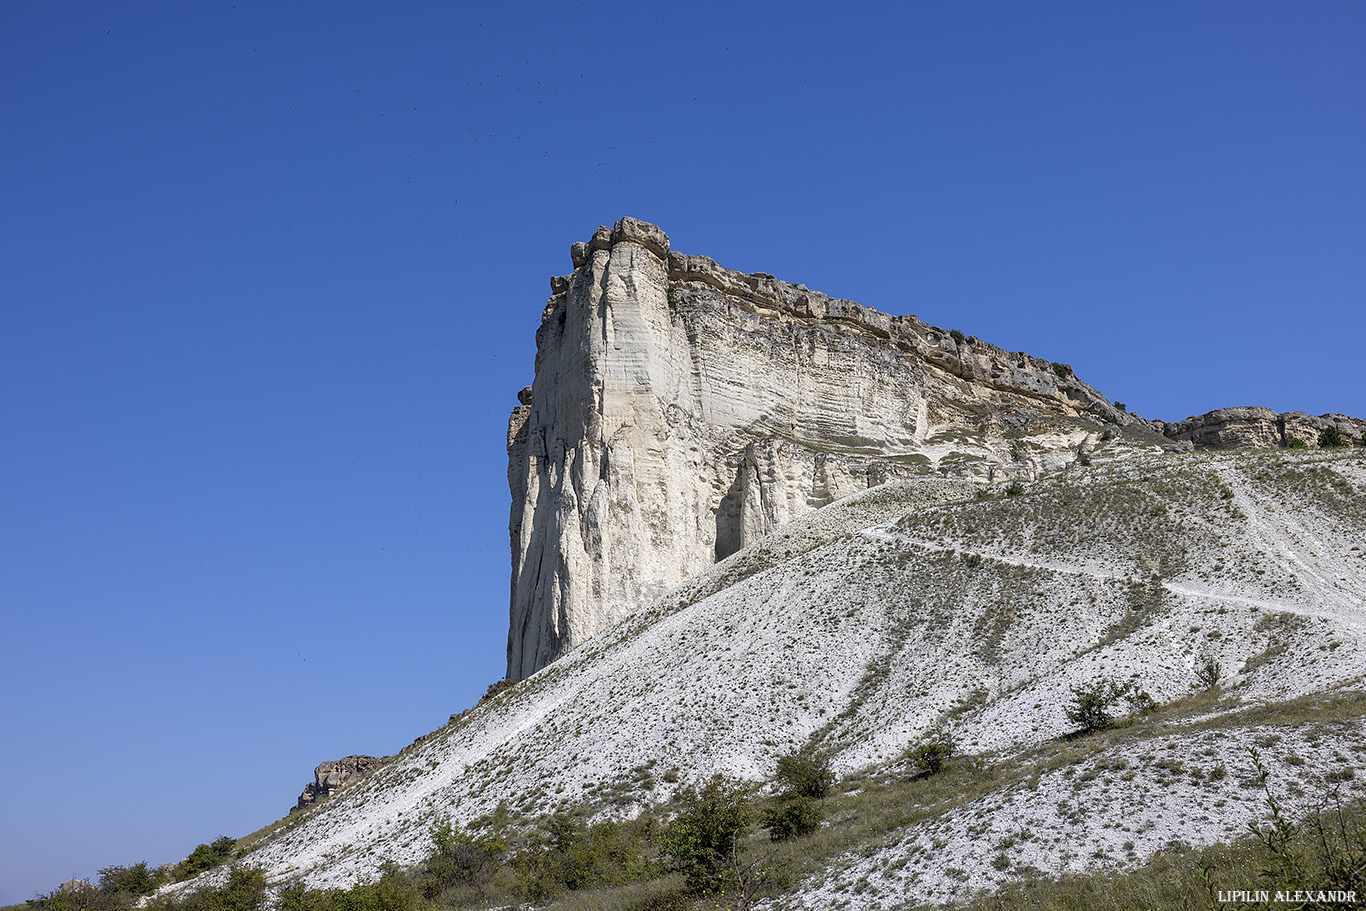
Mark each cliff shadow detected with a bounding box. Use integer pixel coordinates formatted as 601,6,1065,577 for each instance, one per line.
715,468,745,562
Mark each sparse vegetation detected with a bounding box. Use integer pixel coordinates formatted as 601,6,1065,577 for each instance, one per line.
1050,361,1073,379
480,678,516,702
950,329,967,345
280,868,421,911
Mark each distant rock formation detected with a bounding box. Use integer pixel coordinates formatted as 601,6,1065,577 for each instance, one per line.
290,755,389,814
506,217,1154,680
1164,406,1365,450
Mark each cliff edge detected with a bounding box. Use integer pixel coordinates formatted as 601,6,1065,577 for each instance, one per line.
505,217,1154,680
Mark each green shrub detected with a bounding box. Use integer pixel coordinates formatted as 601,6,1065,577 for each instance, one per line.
177,837,236,879
512,814,657,900
172,867,266,911
907,733,954,777
1287,437,1308,449
1064,678,1133,733
1195,657,1222,690
98,862,157,897
1319,426,1345,448
421,818,506,898
480,679,515,702
950,329,967,345
660,777,751,894
1115,402,1127,413
1004,481,1025,498
762,796,823,842
774,753,834,799
1051,361,1073,379
276,866,420,911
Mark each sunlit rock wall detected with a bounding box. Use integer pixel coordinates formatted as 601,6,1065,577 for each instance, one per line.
505,218,1126,679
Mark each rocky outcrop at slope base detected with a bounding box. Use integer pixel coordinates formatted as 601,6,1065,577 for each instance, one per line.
290,755,390,814
1164,406,1365,449
506,217,1154,680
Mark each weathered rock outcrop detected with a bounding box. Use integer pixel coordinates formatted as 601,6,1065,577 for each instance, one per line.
290,755,389,814
506,217,1150,680
1165,406,1366,450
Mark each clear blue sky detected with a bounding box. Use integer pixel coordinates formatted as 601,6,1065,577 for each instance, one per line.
2,1,1362,901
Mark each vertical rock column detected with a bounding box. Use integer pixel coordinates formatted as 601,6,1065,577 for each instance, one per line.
506,219,717,680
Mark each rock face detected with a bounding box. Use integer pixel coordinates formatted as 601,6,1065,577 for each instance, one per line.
1165,406,1366,450
506,217,1143,680
290,755,389,814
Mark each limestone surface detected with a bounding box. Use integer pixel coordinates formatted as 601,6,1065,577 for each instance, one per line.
506,218,1144,680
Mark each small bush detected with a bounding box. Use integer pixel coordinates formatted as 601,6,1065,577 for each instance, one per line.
1115,402,1127,413
171,867,266,911
1287,437,1308,449
907,732,954,777
511,814,657,900
99,863,157,897
276,865,421,911
1319,426,1345,448
421,818,506,898
1051,361,1073,379
762,796,823,842
1127,688,1157,714
1064,678,1134,734
774,753,834,799
177,837,236,879
480,679,515,702
1004,481,1025,497
950,329,967,345
660,777,751,894
1195,657,1222,690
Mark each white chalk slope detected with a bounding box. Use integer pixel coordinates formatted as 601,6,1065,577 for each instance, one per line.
234,447,1366,906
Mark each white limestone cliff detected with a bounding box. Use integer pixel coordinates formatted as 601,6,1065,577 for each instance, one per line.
505,218,1143,680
